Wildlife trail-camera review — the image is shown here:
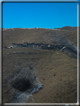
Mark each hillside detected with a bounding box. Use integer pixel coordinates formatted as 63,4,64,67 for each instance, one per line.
2,26,78,103
3,48,77,103
56,26,77,31
3,27,77,48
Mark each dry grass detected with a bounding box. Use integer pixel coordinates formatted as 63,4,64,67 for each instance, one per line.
3,27,77,103
3,47,77,103
3,27,77,47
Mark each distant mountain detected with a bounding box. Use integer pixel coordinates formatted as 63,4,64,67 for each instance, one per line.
54,26,77,31
60,26,77,31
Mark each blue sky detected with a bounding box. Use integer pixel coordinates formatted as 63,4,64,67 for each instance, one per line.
3,2,77,29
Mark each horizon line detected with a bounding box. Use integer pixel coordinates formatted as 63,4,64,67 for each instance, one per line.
2,26,78,29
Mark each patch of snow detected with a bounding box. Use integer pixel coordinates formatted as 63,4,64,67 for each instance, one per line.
3,28,7,31
65,104,69,106
17,93,32,103
62,46,66,50
31,96,34,102
15,78,43,103
30,84,43,94
48,45,50,47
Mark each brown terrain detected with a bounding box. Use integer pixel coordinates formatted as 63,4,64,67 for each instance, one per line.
3,26,78,47
2,26,78,104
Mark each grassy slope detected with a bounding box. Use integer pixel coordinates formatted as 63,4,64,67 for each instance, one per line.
3,27,77,103
27,49,77,103
3,48,77,103
3,28,77,47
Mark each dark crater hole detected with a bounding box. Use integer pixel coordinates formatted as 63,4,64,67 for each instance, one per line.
11,78,32,92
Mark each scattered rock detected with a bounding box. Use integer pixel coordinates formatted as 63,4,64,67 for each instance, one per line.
43,78,45,80
41,78,45,81
53,74,56,76
57,93,58,95
29,67,33,69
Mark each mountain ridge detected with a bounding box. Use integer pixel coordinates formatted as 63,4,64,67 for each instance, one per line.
3,26,77,49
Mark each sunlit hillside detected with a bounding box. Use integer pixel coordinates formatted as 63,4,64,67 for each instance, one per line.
3,26,78,103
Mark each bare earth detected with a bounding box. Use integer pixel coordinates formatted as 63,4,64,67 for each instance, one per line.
2,27,77,103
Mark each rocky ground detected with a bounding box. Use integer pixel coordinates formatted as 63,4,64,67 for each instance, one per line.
2,27,78,104
3,47,77,103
